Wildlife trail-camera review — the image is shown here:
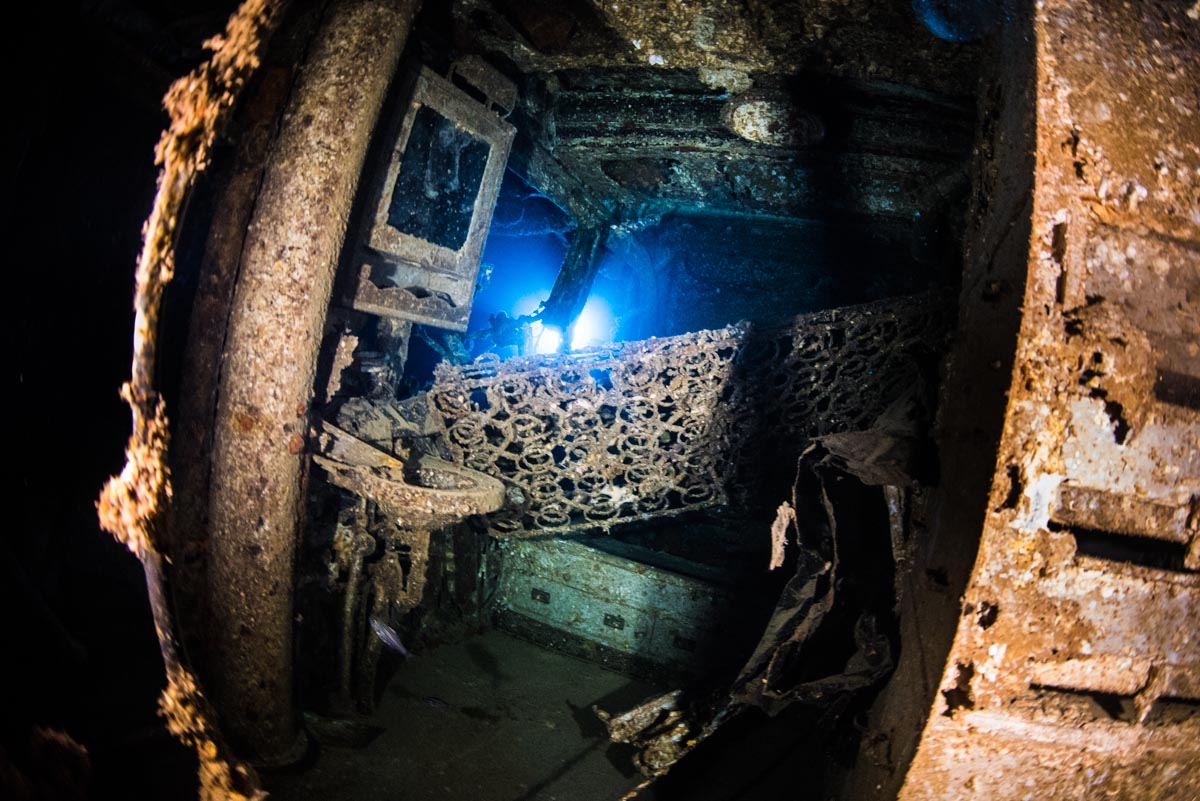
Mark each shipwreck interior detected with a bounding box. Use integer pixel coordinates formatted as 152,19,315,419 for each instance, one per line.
7,1,1200,800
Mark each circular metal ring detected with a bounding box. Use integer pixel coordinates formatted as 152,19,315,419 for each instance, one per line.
620,432,653,455
494,376,532,406
636,492,668,514
447,419,485,449
490,515,524,534
534,504,571,528
511,413,551,438
519,447,555,474
431,389,470,417
528,477,560,500
584,497,621,521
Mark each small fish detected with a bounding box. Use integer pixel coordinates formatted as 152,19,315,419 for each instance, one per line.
369,616,412,659
422,696,450,710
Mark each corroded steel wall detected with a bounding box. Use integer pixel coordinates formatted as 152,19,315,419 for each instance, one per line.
895,2,1200,798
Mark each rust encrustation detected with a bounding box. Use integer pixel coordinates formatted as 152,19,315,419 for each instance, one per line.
96,1,285,798
429,293,950,537
203,0,420,764
897,2,1200,799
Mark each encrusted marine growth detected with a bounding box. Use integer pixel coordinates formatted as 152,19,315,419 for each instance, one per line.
429,293,949,536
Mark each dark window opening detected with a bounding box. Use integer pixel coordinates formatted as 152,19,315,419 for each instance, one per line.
387,105,492,251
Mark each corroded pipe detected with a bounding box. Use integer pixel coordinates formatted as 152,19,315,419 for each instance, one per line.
170,6,321,668
336,521,375,707
204,0,418,763
541,224,606,340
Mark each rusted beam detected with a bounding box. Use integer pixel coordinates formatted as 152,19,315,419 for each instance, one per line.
506,132,612,228
170,1,323,672
96,1,285,798
540,224,607,337
203,0,419,763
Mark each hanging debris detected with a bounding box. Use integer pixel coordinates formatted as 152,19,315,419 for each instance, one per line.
769,502,795,571
596,429,910,777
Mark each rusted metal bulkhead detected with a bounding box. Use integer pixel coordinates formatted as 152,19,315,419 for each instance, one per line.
896,2,1200,798
203,0,419,763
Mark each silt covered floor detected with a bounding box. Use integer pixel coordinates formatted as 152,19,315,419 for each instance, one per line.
268,630,831,801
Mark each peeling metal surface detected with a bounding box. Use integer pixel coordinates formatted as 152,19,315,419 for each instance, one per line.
897,2,1200,798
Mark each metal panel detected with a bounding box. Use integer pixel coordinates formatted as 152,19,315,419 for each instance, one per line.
896,3,1200,798
345,65,516,330
493,537,736,674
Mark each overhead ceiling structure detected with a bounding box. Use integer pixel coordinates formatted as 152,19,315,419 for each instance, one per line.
429,0,983,344
455,0,979,228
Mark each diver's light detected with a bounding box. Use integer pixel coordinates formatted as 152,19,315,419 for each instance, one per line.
570,296,614,350
531,321,562,354
513,292,548,317
521,295,610,356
